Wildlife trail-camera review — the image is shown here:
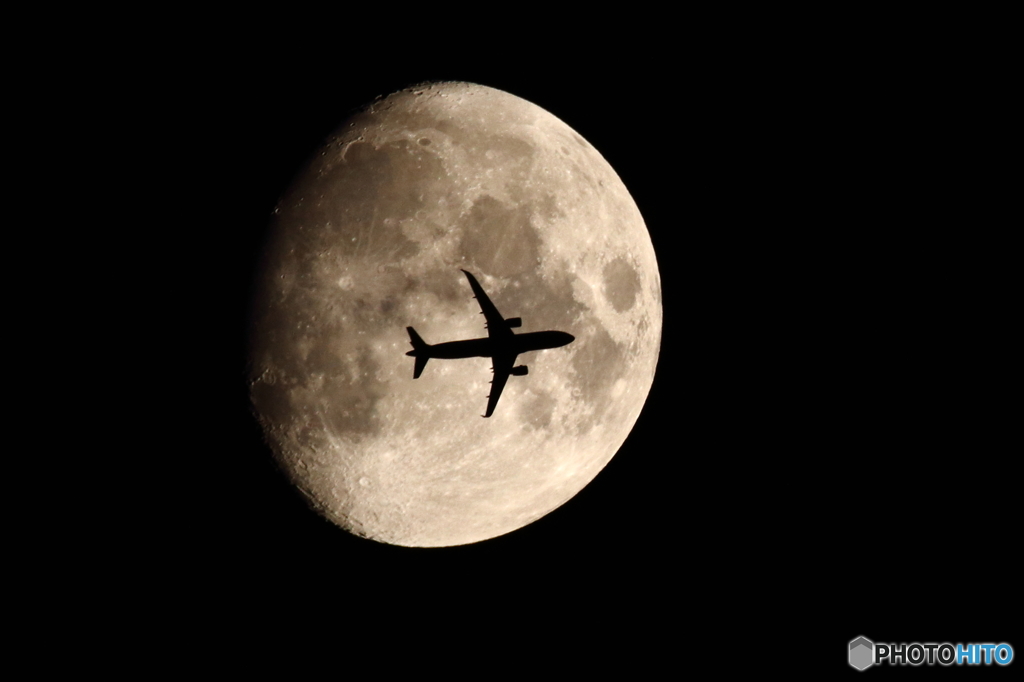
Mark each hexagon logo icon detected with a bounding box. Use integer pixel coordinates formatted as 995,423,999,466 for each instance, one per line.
849,636,874,671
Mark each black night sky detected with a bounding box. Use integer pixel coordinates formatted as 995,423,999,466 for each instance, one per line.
141,24,1016,670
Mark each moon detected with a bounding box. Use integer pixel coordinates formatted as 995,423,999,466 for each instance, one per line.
248,82,661,547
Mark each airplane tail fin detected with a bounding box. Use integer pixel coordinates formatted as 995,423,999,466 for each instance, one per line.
405,326,430,379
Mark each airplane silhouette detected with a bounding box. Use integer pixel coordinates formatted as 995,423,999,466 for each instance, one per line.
406,270,575,417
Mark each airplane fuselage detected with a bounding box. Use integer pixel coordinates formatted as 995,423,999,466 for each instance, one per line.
424,331,574,360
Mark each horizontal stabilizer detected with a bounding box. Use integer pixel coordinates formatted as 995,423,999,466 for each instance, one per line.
406,326,430,379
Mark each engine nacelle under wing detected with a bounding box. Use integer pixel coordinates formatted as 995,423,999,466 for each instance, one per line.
505,317,522,328
511,365,528,376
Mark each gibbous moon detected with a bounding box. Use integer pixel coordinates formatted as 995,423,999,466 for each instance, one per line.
248,82,661,547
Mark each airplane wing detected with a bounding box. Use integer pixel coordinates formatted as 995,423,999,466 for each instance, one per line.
462,270,512,339
484,353,516,418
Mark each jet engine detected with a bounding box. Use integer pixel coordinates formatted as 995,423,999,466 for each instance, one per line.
504,317,522,328
511,365,528,376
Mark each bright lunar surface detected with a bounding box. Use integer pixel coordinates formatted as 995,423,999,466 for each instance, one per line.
248,82,661,547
